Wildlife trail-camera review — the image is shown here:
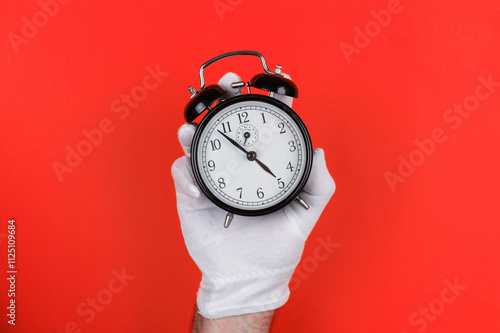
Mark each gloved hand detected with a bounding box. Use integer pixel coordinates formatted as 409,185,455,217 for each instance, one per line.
171,73,336,319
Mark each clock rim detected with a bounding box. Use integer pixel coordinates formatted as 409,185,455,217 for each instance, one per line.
190,94,313,217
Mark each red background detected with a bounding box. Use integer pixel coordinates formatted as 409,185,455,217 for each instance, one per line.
1,0,500,332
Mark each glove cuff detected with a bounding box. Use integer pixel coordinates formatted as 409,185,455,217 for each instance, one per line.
196,266,296,319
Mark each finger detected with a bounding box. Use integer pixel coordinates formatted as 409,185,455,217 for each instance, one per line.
171,156,201,198
178,123,197,156
302,148,336,199
218,72,243,100
284,148,335,240
272,73,293,108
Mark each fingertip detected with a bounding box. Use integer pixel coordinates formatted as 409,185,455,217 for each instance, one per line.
178,123,196,141
312,148,327,175
178,123,197,155
218,72,243,100
218,72,242,86
316,148,336,196
273,93,293,108
313,147,325,158
303,147,335,196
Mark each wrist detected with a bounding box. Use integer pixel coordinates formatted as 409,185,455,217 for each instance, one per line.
193,308,276,333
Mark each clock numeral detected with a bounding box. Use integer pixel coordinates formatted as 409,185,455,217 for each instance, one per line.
286,162,294,172
256,187,265,199
261,112,267,124
236,187,243,199
218,177,226,189
221,121,232,133
210,139,221,151
288,140,296,152
278,122,286,134
207,160,216,171
277,178,285,189
238,111,249,124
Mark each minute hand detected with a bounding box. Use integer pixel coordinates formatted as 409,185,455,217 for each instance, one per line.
217,130,276,178
217,130,249,155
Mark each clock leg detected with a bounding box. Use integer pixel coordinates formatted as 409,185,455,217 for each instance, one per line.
295,196,310,210
224,212,234,228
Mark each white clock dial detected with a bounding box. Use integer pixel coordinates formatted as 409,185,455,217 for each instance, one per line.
194,100,307,211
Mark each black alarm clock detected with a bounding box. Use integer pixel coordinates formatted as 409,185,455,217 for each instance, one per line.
184,51,313,228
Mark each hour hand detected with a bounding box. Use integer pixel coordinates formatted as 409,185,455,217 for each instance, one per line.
255,158,276,178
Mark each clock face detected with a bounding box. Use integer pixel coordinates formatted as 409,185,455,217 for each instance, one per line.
191,95,313,216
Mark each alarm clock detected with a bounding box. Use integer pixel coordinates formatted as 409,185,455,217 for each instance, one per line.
184,51,313,228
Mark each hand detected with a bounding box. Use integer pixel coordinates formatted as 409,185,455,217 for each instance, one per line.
171,73,336,320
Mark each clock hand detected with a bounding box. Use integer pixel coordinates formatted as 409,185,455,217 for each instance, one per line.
246,151,277,178
217,129,249,155
254,157,276,178
243,132,250,146
217,130,276,178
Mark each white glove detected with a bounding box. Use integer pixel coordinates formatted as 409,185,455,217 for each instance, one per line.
171,73,336,319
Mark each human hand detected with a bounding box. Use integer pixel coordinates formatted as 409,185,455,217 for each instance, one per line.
171,73,336,319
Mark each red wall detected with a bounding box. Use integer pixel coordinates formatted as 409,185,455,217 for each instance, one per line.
1,0,499,332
